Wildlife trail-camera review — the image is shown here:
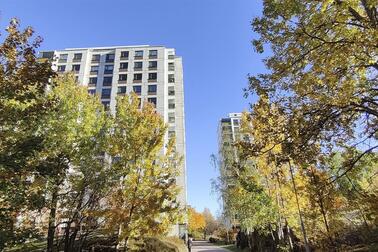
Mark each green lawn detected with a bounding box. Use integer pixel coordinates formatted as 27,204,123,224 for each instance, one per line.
213,241,245,252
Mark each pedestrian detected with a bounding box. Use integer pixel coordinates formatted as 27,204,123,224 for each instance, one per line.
187,236,193,252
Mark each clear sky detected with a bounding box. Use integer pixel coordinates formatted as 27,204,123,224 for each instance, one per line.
0,0,265,216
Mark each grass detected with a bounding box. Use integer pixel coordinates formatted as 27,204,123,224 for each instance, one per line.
219,244,243,252
213,241,246,252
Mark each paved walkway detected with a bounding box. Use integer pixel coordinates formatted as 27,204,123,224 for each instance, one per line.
191,240,230,252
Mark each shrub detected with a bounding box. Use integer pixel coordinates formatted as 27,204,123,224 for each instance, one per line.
209,237,219,243
139,237,187,252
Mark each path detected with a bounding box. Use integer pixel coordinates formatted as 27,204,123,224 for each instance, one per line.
191,240,230,252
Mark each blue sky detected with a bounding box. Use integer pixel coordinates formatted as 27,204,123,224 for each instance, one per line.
0,0,265,216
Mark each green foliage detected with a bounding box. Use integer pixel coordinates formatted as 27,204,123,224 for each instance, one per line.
0,18,55,249
1,18,184,251
104,94,183,247
221,0,378,250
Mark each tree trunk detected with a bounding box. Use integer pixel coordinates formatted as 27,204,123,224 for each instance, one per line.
63,221,71,252
47,186,59,252
288,161,310,252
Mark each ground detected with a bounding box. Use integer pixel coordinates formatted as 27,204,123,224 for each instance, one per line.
192,241,231,252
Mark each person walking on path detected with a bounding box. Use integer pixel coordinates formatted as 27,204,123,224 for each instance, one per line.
187,237,193,252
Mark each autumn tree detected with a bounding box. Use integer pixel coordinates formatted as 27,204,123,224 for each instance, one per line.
104,95,183,251
30,74,107,252
188,207,205,238
248,0,377,178
0,18,55,249
234,0,378,250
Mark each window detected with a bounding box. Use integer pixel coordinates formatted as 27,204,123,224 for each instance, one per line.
73,53,82,61
72,64,80,72
117,86,126,95
168,112,175,123
148,61,157,69
148,85,157,94
88,77,97,86
75,76,79,82
233,119,240,126
133,85,142,94
120,51,129,59
92,54,100,62
149,50,158,58
168,128,175,138
40,51,54,59
134,62,143,70
168,99,175,109
168,62,175,71
106,53,115,62
88,89,96,95
102,101,110,109
118,74,127,82
90,65,99,73
104,65,114,74
148,72,157,81
135,50,143,58
101,88,111,99
133,73,142,82
147,97,157,107
57,65,66,72
103,77,113,86
168,52,175,59
168,74,175,83
168,86,175,96
59,54,68,62
119,62,128,70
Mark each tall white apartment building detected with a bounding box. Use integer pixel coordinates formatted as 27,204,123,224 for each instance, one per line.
40,45,187,237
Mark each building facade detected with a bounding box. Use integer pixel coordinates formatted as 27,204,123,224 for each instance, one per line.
40,45,187,236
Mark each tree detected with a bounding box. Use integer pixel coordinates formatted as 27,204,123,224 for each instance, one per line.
188,207,205,237
0,18,55,249
240,1,378,249
103,94,183,251
248,0,377,178
37,74,107,252
203,208,218,239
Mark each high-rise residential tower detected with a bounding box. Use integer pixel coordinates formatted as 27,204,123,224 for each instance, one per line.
40,45,187,237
